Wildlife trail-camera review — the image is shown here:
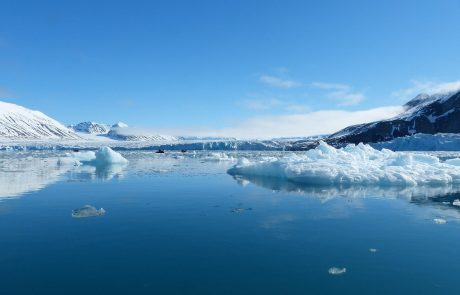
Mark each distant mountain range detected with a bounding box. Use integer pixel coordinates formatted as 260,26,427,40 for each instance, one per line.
1,89,460,150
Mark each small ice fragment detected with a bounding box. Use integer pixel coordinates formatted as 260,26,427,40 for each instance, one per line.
433,218,446,224
231,208,245,213
72,205,106,218
453,199,460,206
328,267,346,275
369,248,378,253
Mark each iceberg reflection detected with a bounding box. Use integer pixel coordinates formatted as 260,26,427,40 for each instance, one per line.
0,156,65,200
231,174,460,202
0,154,128,200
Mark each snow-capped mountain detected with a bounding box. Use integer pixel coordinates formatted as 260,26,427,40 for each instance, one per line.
326,90,460,146
69,121,111,134
112,121,128,128
0,101,80,140
288,89,460,150
107,126,178,141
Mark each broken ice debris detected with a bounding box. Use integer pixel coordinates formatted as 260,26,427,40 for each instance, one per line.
72,205,106,218
328,267,346,275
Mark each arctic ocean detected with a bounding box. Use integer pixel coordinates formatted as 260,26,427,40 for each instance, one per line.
2,147,460,295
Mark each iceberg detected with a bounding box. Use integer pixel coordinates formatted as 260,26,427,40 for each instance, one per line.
58,147,128,166
328,267,346,275
228,141,460,186
71,205,106,218
433,218,447,224
90,147,129,165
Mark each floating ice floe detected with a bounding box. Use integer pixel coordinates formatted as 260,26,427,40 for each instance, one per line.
228,141,460,186
433,218,447,224
71,205,106,218
58,147,128,166
201,152,235,162
328,267,346,275
369,248,378,253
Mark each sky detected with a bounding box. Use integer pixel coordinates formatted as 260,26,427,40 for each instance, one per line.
0,0,460,139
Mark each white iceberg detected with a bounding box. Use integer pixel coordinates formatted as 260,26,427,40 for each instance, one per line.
71,205,106,218
90,147,128,165
228,141,460,186
58,151,96,166
58,147,128,166
433,218,446,224
328,267,346,275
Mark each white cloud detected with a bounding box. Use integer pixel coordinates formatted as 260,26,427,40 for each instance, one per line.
158,105,403,140
310,82,365,106
392,79,460,100
259,75,300,88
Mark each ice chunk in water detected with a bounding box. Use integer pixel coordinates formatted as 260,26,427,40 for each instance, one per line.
433,218,447,224
58,151,96,166
58,147,127,167
71,205,106,218
228,141,460,186
328,267,346,275
90,147,128,165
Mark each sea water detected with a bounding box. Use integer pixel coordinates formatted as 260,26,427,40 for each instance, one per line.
1,150,460,295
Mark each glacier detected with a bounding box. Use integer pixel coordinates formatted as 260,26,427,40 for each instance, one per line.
228,141,460,186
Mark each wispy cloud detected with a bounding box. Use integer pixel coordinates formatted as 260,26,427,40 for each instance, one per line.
392,79,460,100
158,105,403,139
310,82,365,106
259,75,300,88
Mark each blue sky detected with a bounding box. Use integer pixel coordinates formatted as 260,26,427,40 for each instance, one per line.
1,0,459,138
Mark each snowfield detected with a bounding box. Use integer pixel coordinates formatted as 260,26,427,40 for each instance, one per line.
0,101,79,139
228,141,460,186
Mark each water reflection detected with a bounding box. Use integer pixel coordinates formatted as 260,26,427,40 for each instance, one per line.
233,174,460,199
0,155,127,199
231,174,460,224
0,156,64,200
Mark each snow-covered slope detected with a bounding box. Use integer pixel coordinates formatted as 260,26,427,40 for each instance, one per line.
107,126,179,141
69,121,111,134
112,121,128,128
371,133,460,151
0,101,80,140
323,90,460,146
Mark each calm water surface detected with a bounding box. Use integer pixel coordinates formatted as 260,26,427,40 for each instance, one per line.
1,151,460,295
